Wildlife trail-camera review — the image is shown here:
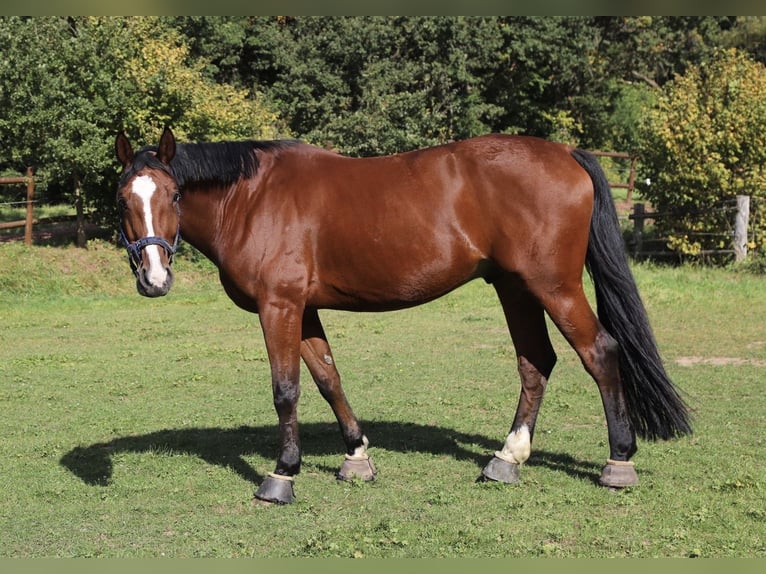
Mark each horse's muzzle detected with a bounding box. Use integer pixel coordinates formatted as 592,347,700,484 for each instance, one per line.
136,265,174,298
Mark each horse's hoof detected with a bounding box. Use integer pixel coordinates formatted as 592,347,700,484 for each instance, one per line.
480,455,520,484
598,459,639,488
254,473,296,504
337,455,377,481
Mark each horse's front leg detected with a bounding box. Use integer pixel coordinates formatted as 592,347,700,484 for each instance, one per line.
300,308,376,482
254,299,304,505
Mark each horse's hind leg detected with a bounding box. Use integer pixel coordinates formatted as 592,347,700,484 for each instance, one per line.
481,276,557,483
300,308,376,481
534,282,639,487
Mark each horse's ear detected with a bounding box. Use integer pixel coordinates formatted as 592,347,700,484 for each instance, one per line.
115,131,134,168
157,126,176,165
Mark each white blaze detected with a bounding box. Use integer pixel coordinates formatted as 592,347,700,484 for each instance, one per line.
131,175,168,286
497,424,531,465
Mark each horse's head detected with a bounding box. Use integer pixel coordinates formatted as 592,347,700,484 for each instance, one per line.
115,127,180,298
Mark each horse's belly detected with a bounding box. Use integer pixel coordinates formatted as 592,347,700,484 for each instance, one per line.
312,251,487,311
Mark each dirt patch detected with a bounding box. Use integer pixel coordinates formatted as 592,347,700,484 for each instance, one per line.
0,221,105,244
675,356,766,367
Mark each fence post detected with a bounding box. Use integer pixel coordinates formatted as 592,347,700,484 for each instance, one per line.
734,195,750,262
626,156,637,206
632,202,645,259
24,166,34,246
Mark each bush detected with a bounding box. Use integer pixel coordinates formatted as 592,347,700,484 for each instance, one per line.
637,48,766,258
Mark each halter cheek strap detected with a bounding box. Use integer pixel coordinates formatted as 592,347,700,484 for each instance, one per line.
119,226,180,278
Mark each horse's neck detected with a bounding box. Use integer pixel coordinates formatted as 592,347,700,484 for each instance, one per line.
178,187,227,265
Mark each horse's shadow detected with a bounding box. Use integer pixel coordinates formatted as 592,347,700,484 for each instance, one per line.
59,421,603,488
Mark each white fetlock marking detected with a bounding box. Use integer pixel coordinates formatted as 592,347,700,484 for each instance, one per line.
497,424,531,465
267,472,295,482
346,435,370,461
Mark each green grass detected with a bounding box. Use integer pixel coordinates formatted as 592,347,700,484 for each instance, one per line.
1,242,765,557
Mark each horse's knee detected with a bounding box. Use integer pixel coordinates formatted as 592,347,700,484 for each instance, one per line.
314,368,341,398
272,377,300,413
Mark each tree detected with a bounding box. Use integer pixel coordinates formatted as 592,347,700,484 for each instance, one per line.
173,17,748,155
0,17,282,245
0,17,136,246
237,16,507,156
721,16,766,66
587,17,736,154
121,18,282,145
235,17,632,153
638,48,766,256
160,16,249,86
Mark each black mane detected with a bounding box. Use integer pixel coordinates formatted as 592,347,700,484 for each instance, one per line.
171,140,300,188
121,139,300,189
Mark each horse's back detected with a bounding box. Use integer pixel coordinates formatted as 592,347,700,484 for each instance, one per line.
273,134,592,230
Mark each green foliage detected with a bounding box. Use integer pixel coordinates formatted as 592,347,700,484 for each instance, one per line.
122,18,282,145
238,16,508,155
602,81,657,156
235,16,634,154
227,16,733,155
638,48,766,256
720,16,766,65
161,16,249,86
0,17,133,203
491,17,604,147
733,250,766,274
595,16,732,86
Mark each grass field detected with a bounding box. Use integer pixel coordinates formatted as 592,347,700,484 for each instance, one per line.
1,240,765,558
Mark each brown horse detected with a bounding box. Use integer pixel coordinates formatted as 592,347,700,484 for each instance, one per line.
115,127,691,504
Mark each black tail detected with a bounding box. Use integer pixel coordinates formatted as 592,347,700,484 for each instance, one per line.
570,149,692,440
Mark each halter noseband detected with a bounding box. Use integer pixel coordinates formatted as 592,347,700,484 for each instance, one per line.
119,226,180,277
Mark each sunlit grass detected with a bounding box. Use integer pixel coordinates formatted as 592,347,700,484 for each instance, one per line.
0,243,764,557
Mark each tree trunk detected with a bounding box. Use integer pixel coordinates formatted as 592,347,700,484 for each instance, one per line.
74,174,87,248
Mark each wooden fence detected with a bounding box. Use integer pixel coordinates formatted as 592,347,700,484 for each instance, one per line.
0,168,87,246
628,196,756,262
0,167,35,246
587,152,759,262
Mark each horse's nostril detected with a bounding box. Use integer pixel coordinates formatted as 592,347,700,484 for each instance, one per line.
139,267,152,286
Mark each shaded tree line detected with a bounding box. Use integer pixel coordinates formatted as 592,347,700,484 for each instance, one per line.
2,16,765,257
170,16,746,155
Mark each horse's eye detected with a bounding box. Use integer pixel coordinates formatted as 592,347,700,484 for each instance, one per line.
172,192,181,203
117,197,128,211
